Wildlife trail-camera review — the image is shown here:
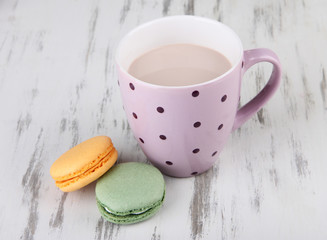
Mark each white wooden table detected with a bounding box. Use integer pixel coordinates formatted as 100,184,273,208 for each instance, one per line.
1,0,327,239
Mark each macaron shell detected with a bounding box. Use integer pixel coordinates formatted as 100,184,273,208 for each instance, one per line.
96,162,165,214
96,198,163,224
50,136,113,181
57,149,118,192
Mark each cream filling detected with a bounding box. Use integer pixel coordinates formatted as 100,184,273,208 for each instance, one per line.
104,207,149,215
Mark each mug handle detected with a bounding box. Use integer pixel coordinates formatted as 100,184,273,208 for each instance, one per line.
232,48,282,130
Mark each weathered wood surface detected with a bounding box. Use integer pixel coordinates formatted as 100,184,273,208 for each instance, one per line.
1,0,327,239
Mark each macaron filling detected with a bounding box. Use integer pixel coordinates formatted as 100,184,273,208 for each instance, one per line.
104,206,150,215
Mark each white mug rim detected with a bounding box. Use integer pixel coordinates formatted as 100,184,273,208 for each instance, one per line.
115,15,244,89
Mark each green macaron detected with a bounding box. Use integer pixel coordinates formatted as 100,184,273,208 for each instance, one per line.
95,162,165,224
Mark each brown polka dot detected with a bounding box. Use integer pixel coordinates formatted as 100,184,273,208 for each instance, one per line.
132,112,137,119
139,138,144,143
192,148,200,154
192,90,199,97
218,124,223,130
193,121,201,128
191,172,198,175
159,135,166,140
212,151,217,157
166,161,173,165
221,95,227,102
129,83,135,90
157,107,164,113
242,61,244,68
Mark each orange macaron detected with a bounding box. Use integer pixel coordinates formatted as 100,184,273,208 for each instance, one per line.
50,136,118,192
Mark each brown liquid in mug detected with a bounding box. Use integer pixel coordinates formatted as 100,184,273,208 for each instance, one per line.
128,44,232,86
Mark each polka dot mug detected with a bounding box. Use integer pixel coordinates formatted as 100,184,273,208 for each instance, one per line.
116,16,281,177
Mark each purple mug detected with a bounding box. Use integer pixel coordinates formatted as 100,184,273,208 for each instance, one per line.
116,16,281,177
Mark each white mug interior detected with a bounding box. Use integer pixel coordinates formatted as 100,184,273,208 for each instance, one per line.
116,15,243,78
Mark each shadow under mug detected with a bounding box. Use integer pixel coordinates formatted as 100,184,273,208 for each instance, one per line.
116,16,281,178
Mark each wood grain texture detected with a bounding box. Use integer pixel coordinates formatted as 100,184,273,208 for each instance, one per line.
1,0,327,239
